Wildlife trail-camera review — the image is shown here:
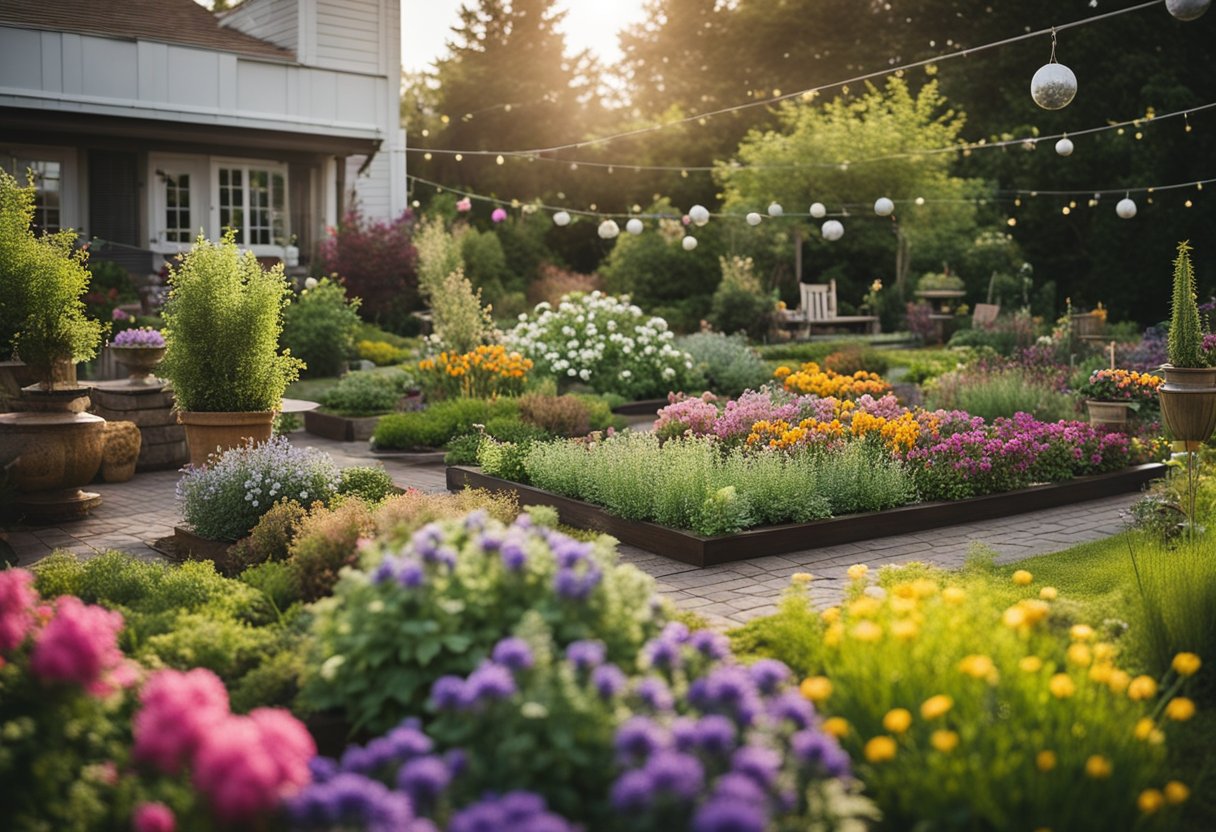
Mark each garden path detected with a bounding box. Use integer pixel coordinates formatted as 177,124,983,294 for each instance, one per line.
4,434,1142,629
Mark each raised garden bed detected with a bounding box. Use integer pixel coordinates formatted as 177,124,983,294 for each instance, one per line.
610,398,669,417
303,409,384,442
172,525,241,573
447,463,1166,567
369,448,449,464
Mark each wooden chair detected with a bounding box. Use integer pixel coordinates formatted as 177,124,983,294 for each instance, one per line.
792,280,880,337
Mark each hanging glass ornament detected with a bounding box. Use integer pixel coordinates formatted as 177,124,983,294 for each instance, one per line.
1055,136,1074,157
1116,197,1137,219
682,235,699,251
598,219,620,239
874,197,895,216
821,220,844,241
1166,0,1211,21
626,218,644,235
746,212,763,226
809,202,826,219
689,204,711,226
768,202,784,217
1031,29,1077,110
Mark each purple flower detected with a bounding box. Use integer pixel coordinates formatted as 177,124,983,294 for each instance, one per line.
430,675,466,710
396,560,424,588
396,755,451,809
554,562,602,600
791,729,851,778
766,690,816,729
644,637,683,670
611,769,653,811
671,717,698,752
385,722,434,759
747,659,790,694
491,637,535,672
712,771,767,803
112,327,165,348
308,756,339,783
448,792,576,832
690,630,730,660
730,745,782,788
643,750,705,802
592,663,628,699
614,716,670,763
689,665,763,726
501,541,527,571
463,663,517,707
564,639,606,672
635,676,674,711
287,772,414,832
692,714,737,757
692,797,769,832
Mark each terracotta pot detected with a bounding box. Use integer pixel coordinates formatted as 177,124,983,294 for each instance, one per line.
0,411,105,518
1159,365,1216,389
1158,387,1216,448
109,346,166,386
178,410,275,467
1085,400,1133,431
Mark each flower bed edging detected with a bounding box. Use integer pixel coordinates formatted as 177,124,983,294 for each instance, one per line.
446,463,1166,568
302,408,383,442
610,398,670,416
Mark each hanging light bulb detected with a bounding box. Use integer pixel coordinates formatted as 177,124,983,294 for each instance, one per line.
768,202,784,217
821,220,844,241
1030,29,1077,110
598,219,620,239
553,211,571,227
874,197,895,216
626,218,644,235
1116,197,1137,219
689,204,711,226
746,212,763,226
809,202,826,219
1055,136,1074,156
682,235,699,251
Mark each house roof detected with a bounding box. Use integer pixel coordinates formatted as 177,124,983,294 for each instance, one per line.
0,0,295,62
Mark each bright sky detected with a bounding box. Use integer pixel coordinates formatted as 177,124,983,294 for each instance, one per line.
401,0,649,73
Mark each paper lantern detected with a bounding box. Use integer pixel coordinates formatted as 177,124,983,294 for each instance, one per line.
768,202,784,217
1031,62,1077,110
626,218,644,235
689,204,711,226
821,220,844,241
598,219,620,239
682,235,698,251
874,197,895,217
1166,0,1210,20
809,202,826,219
1055,137,1074,157
746,212,762,226
553,211,571,227
1116,198,1137,219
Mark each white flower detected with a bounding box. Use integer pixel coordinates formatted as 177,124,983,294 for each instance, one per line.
662,367,676,379
320,654,346,681
567,368,577,376
368,599,385,614
579,369,591,381
620,369,632,379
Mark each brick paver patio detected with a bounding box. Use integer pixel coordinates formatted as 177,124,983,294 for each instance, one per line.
4,433,1144,628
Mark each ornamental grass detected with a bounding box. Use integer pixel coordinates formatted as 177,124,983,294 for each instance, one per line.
733,566,1201,832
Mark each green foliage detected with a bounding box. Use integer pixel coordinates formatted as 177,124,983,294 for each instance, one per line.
708,255,776,340
288,499,377,602
229,498,309,568
318,369,413,416
239,560,302,614
357,338,412,366
476,436,537,483
821,344,890,377
336,465,398,504
925,366,1078,422
947,311,1042,356
414,216,464,299
0,169,105,380
281,278,362,378
460,226,515,304
159,232,303,411
1168,241,1204,368
518,392,591,436
372,396,518,450
228,645,307,713
430,268,496,353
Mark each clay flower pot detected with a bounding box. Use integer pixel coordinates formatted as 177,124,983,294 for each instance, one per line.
110,346,167,386
178,410,275,467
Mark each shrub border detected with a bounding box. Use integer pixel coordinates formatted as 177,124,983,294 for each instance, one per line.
446,464,1166,567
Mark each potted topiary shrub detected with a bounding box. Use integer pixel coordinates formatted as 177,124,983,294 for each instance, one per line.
159,232,304,466
1158,241,1216,447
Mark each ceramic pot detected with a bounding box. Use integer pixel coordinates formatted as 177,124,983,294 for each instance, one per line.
1159,365,1216,389
110,346,167,386
178,410,275,467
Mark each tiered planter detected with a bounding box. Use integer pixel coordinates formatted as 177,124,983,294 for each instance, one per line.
178,410,275,467
1157,366,1216,449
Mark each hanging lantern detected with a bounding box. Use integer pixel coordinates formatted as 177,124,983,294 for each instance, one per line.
598,219,620,239
1116,198,1137,219
746,212,762,226
874,197,895,217
1031,62,1077,110
809,202,826,219
682,235,699,251
768,202,784,217
553,211,571,227
1055,137,1074,157
821,220,844,241
626,218,644,235
1166,0,1211,20
689,204,711,226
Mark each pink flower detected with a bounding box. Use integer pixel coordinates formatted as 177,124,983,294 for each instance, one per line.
134,668,231,774
112,308,129,321
0,569,38,652
29,596,126,695
491,207,508,223
132,802,176,832
456,198,472,213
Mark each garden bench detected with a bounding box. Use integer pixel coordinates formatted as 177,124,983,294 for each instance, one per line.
781,280,880,338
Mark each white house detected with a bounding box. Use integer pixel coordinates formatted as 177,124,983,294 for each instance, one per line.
0,0,406,273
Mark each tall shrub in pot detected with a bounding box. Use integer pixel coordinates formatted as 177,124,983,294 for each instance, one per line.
160,232,304,466
1158,241,1216,446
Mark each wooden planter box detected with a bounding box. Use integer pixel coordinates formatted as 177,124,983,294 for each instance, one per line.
447,464,1166,568
173,525,240,573
611,399,670,417
370,449,449,464
304,409,384,442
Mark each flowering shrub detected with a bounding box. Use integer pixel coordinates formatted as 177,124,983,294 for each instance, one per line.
357,338,412,366
678,331,772,398
318,208,419,328
417,344,533,400
177,436,341,541
112,326,165,348
506,291,694,399
1078,368,1163,407
319,369,414,416
300,512,662,733
774,361,891,399
732,568,1197,832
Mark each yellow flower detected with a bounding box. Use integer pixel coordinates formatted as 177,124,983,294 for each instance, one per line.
1066,643,1092,668
791,572,814,585
820,606,841,624
1134,717,1155,741
1049,673,1076,699
1020,600,1050,624
909,578,939,598
800,676,833,703
1035,750,1057,772
920,694,953,720
1107,669,1131,695
1085,755,1112,779
882,708,913,734
1172,652,1202,677
847,564,870,581
822,716,849,738
1093,642,1116,662
823,622,844,647
1127,675,1158,701
930,729,959,753
1165,697,1196,722
890,619,920,641
942,586,967,605
1012,569,1034,586
959,654,997,682
1164,781,1190,805
1002,606,1027,629
847,597,883,619
1019,655,1043,674
1039,586,1059,600
889,596,918,615
1069,624,1095,642
863,735,897,763
1088,663,1113,684
851,621,883,642
1138,789,1164,814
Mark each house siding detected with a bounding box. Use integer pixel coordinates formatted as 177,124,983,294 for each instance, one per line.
315,0,381,75
219,0,298,53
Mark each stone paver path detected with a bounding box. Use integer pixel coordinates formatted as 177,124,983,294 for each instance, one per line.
4,433,1143,629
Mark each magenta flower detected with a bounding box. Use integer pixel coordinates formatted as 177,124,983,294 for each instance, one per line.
0,568,38,652
491,207,508,223
456,197,472,213
132,802,176,832
29,596,129,696
134,668,232,774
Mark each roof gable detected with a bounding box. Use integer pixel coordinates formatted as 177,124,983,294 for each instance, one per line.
0,0,295,61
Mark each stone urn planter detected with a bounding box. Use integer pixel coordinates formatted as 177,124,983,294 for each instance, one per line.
1157,366,1216,448
178,410,275,467
0,408,106,519
110,346,167,386
1085,400,1133,432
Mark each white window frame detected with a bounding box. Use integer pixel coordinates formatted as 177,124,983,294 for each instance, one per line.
1,145,79,233
148,154,209,255
210,157,290,256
